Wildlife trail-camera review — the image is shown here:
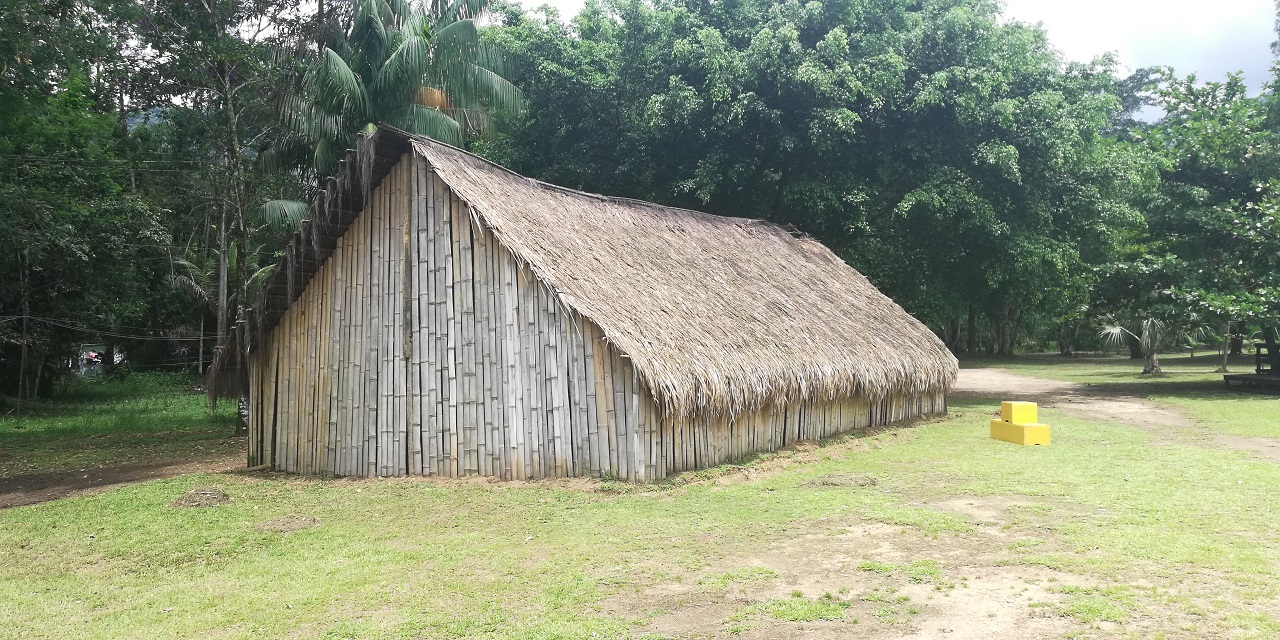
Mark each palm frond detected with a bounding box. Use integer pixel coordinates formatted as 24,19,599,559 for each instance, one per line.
1137,317,1165,353
374,30,429,97
314,136,341,176
172,274,209,303
278,94,344,144
438,0,492,23
456,62,524,116
245,263,278,299
170,258,212,304
260,199,310,231
398,104,463,144
1097,323,1135,348
312,48,371,121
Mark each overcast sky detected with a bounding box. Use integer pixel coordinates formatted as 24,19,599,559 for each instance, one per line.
519,0,1277,92
1003,0,1274,92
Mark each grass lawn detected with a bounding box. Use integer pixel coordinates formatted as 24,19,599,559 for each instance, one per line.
963,352,1280,441
0,373,240,510
2,362,1279,638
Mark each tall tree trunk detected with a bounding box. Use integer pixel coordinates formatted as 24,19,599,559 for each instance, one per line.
1143,351,1162,374
966,304,977,354
199,317,205,374
216,198,230,349
1008,308,1023,355
995,303,1017,356
1218,320,1229,373
16,254,27,418
222,68,251,438
1126,332,1142,359
1058,320,1076,356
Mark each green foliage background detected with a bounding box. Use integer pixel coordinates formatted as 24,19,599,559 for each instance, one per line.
2,0,1279,399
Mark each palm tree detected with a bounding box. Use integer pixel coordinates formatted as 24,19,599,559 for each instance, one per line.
269,0,522,191
1099,315,1211,375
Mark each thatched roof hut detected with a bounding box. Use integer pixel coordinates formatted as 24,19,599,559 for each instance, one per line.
242,126,957,480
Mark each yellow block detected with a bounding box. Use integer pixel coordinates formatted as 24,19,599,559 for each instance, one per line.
990,419,1051,446
1001,401,1038,424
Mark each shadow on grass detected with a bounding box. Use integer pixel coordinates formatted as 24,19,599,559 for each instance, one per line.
1,372,234,443
0,457,227,509
1,410,235,443
0,374,241,501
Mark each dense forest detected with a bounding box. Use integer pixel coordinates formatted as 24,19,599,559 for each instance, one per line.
2,0,1278,402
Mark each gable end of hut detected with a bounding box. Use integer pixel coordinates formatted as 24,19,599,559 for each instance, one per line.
243,127,954,481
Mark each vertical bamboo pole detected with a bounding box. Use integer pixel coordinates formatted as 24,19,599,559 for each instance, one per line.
546,298,568,477
526,272,544,478
409,155,427,475
612,352,630,481
498,249,522,481
439,178,459,477
596,337,616,478
350,203,367,475
451,193,476,476
471,220,491,477
499,242,516,478
481,228,504,477
582,323,600,477
338,224,355,477
330,233,349,476
395,157,410,475
424,171,442,476
388,158,405,475
318,267,331,472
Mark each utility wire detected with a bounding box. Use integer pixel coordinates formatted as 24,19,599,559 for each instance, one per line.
5,315,217,341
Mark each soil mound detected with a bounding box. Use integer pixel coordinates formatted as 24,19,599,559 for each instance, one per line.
170,486,230,508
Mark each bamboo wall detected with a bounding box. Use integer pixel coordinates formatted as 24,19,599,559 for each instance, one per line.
247,154,948,481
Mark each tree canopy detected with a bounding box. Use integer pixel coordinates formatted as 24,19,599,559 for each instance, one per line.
3,0,1280,402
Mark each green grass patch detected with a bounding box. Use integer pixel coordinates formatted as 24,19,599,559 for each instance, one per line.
730,593,852,623
0,372,232,439
964,353,1280,441
1055,585,1135,623
854,559,941,584
0,373,237,476
857,560,895,574
698,566,778,589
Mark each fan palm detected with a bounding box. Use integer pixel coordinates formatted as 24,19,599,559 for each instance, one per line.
271,0,522,188
1099,315,1211,375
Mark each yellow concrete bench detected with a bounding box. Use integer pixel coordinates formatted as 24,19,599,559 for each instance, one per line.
990,401,1050,446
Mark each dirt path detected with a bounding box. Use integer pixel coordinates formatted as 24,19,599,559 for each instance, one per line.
0,451,243,509
952,368,1280,463
613,517,1082,640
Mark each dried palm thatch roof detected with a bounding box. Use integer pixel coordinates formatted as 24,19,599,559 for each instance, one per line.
248,126,957,418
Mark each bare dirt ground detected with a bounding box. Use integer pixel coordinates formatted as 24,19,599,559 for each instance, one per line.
0,449,242,509
950,368,1195,429
953,368,1280,463
607,514,1082,640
